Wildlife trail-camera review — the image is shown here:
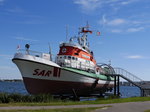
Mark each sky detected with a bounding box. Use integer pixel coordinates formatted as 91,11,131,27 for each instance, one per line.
0,0,150,80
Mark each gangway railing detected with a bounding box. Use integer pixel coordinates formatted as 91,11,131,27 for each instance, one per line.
113,67,144,88
106,67,145,88
114,67,143,82
105,67,150,96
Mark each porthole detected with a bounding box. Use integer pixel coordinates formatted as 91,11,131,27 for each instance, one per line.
68,56,71,60
62,48,67,53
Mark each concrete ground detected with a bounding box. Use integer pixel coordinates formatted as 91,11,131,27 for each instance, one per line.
0,101,150,112
95,101,150,112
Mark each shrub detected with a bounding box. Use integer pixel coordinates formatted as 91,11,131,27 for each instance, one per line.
0,93,55,103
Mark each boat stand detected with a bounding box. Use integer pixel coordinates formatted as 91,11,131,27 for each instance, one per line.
72,89,80,101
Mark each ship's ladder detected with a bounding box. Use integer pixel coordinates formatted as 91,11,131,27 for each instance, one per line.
113,67,144,88
106,67,150,96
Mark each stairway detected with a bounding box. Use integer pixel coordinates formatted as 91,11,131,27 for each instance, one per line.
109,67,150,96
113,68,144,88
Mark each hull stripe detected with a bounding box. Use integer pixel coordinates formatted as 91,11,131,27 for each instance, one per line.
53,67,61,77
53,67,58,77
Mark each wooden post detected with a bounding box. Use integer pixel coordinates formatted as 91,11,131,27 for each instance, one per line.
114,76,116,96
141,89,145,97
117,75,120,96
143,89,145,97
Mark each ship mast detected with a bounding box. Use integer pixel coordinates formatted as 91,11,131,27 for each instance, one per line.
78,23,92,49
66,25,69,42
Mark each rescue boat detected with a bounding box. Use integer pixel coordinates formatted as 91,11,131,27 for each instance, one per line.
12,24,115,97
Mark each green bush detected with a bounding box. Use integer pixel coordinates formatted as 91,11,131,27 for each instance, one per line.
0,93,55,103
0,93,11,103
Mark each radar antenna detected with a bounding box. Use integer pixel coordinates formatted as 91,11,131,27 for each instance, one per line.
25,44,30,54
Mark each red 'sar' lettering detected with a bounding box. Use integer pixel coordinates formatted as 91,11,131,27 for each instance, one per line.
45,71,51,77
38,70,45,76
33,69,52,77
33,69,39,75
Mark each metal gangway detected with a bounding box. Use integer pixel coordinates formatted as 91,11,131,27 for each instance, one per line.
107,67,150,97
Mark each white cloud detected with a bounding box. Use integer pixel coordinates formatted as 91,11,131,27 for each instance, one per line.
99,15,106,25
6,7,24,13
74,0,139,13
99,14,147,33
131,21,143,25
110,27,144,33
99,16,127,26
121,1,133,5
127,27,144,32
108,19,126,26
15,37,38,42
121,1,130,5
102,15,107,24
17,20,46,25
126,55,145,59
74,0,101,13
121,0,139,5
111,29,122,33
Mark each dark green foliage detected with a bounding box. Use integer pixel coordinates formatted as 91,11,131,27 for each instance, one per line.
0,93,55,103
0,93,10,103
0,107,103,112
107,95,120,99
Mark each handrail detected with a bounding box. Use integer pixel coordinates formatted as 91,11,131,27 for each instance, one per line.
113,67,143,82
17,49,56,61
58,60,95,72
104,67,147,89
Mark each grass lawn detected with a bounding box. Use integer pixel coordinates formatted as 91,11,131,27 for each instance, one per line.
145,110,150,112
0,107,107,112
0,97,150,107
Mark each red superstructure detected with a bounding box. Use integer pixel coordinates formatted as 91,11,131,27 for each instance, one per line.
56,24,97,72
58,45,96,64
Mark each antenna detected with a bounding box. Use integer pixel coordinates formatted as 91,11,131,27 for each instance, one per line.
25,44,30,54
25,44,30,50
86,21,90,28
48,43,52,61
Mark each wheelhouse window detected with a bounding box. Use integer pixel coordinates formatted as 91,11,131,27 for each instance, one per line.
68,56,71,60
74,53,79,55
72,57,75,60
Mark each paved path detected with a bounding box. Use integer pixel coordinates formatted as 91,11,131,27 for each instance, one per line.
0,101,150,112
95,101,150,112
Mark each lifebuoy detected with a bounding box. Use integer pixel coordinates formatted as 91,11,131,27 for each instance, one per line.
95,67,101,73
62,48,67,53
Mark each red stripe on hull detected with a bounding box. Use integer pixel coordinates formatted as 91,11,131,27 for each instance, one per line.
23,77,114,95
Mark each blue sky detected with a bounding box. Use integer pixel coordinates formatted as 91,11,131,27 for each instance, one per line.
0,0,150,80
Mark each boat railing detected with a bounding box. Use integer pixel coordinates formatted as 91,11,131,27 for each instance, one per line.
58,60,95,72
18,49,42,56
113,67,144,82
17,49,55,61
